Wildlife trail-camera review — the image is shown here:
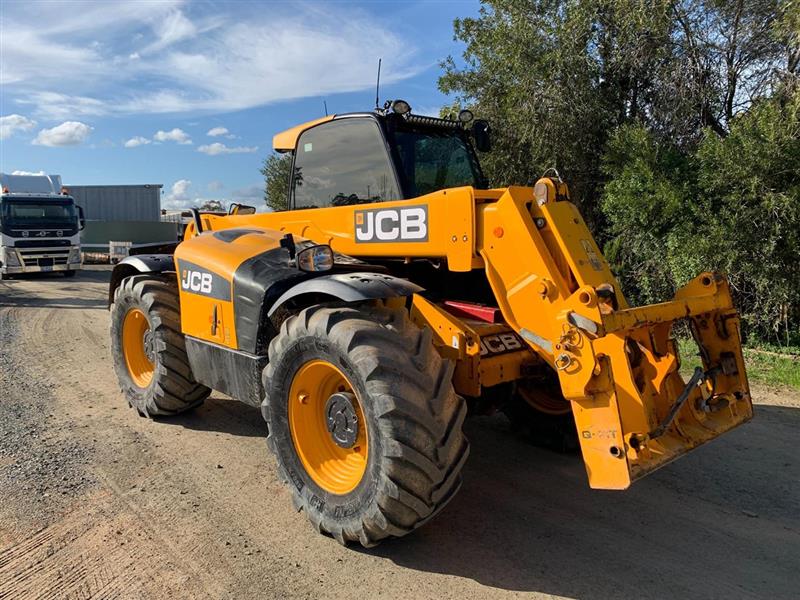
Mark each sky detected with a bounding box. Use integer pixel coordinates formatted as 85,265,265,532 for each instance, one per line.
0,0,480,209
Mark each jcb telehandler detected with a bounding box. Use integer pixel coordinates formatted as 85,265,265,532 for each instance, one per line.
109,100,752,547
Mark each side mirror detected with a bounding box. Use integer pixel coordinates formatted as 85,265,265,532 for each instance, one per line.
296,244,334,272
77,205,86,230
229,203,257,215
472,120,491,152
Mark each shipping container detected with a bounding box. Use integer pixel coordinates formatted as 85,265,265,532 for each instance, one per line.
68,184,162,222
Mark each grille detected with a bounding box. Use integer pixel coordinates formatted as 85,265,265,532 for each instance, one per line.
14,239,71,248
18,247,70,267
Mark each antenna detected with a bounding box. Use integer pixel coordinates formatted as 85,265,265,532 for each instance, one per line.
323,100,328,116
375,58,382,109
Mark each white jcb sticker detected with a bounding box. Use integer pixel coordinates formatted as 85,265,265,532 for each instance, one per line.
176,259,231,301
181,270,212,294
354,205,428,243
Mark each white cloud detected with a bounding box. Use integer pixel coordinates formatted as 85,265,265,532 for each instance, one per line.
11,170,45,176
15,92,107,120
207,180,224,191
207,126,229,137
141,9,200,55
124,136,151,148
0,3,419,117
32,121,92,146
0,114,37,140
154,128,192,144
163,178,194,209
197,142,257,155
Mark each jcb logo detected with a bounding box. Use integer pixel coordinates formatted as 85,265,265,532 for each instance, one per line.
479,332,524,356
354,205,428,243
181,270,212,294
176,259,231,301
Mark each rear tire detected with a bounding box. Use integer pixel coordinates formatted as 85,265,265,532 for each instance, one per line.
110,274,210,417
504,378,579,453
262,304,469,547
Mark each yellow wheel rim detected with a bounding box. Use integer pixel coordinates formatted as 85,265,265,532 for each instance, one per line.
288,360,368,495
518,380,572,416
122,307,155,388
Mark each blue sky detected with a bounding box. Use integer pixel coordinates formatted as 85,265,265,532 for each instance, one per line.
0,0,479,209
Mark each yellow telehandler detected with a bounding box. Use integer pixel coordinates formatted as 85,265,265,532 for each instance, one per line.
108,101,752,546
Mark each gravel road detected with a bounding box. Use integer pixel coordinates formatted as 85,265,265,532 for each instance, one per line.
1,267,798,599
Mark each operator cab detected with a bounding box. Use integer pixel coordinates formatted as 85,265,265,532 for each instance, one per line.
273,100,490,211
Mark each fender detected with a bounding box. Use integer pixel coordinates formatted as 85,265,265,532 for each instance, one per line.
267,272,423,317
108,254,174,306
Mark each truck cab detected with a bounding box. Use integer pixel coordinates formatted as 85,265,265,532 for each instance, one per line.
0,173,84,277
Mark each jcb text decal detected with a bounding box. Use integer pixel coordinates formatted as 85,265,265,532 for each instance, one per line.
176,259,231,301
479,332,525,356
354,205,428,243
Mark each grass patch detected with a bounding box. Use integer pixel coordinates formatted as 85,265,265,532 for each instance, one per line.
677,338,800,391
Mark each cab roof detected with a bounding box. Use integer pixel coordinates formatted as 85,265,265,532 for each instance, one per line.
271,110,464,153
272,115,336,153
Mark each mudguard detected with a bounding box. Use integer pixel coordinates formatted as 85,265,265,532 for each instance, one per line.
267,272,422,317
108,254,174,306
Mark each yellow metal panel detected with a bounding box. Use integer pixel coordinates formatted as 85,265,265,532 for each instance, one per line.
272,115,335,152
174,227,286,349
202,189,477,272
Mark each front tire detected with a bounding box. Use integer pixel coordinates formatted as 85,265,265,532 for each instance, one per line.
110,275,210,417
262,304,469,547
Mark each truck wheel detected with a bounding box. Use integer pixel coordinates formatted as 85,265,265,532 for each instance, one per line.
504,378,579,452
110,275,210,417
262,304,469,547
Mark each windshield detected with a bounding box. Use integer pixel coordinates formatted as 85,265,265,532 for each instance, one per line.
390,123,483,197
0,198,78,227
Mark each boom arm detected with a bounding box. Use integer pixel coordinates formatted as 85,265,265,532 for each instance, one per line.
478,184,752,489
193,180,752,490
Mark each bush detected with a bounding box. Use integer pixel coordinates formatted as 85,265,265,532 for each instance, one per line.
601,93,800,345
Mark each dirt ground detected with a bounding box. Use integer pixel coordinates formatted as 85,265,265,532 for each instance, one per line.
1,266,798,599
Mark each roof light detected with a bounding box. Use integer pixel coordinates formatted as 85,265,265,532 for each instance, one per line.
391,99,412,115
458,109,474,123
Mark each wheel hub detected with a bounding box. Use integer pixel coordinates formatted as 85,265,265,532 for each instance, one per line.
324,392,359,448
143,330,155,362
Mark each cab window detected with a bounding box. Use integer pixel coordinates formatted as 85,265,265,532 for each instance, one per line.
292,118,400,209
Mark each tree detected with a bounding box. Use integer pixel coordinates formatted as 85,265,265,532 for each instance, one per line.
440,0,793,224
441,0,799,343
261,152,292,211
602,90,800,343
198,199,224,212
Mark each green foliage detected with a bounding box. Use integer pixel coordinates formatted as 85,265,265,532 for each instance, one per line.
601,124,693,304
602,93,800,344
260,152,292,211
441,0,800,346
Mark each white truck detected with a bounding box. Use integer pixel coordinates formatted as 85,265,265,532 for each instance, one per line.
0,173,84,278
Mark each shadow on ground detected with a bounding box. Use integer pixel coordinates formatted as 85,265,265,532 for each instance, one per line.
160,396,266,439
364,405,799,599
0,269,111,309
